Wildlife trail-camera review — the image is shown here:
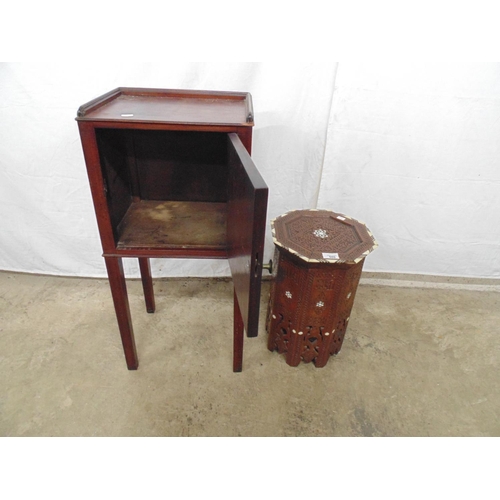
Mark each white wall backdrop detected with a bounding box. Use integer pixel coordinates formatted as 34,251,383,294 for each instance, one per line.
318,62,500,278
1,62,499,279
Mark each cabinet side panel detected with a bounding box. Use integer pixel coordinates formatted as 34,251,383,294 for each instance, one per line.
77,122,117,251
95,129,133,239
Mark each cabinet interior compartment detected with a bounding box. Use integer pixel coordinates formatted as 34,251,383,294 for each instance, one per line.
95,128,230,251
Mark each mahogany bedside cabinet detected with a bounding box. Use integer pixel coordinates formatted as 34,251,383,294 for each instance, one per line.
76,87,268,372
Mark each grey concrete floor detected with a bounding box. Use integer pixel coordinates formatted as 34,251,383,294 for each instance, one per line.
1,270,499,437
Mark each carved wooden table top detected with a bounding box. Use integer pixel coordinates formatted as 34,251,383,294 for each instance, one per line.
271,209,377,264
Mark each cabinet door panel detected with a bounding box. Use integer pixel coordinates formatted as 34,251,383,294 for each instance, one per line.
227,133,268,337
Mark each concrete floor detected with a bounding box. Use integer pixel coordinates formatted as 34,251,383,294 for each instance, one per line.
1,270,499,437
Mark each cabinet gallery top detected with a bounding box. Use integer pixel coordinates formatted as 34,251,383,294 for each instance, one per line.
76,87,254,126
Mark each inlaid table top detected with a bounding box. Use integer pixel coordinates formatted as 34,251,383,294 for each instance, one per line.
271,209,377,264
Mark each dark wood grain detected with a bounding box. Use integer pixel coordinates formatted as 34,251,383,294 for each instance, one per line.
132,130,229,202
77,87,254,126
267,219,368,368
94,128,133,240
104,257,138,370
227,133,268,338
77,122,118,252
77,88,267,371
77,88,122,118
233,288,244,372
138,258,155,313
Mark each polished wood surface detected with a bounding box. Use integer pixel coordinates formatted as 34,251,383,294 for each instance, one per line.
104,257,138,370
77,87,254,126
77,122,117,251
227,134,268,339
233,288,244,373
77,88,267,371
138,258,155,314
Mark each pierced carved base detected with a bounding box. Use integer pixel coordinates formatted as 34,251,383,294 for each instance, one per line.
266,251,364,367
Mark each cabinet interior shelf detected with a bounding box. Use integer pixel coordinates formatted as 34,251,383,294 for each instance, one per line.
116,200,227,251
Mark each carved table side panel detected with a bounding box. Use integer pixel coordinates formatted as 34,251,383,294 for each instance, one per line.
267,250,365,367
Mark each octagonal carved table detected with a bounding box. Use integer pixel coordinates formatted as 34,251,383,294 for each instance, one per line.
266,209,377,367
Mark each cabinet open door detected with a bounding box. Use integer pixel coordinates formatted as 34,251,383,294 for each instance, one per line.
227,133,269,339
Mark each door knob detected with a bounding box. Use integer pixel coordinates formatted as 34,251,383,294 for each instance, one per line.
262,259,273,274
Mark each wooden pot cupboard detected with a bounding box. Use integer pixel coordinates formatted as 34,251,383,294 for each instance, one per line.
76,87,268,372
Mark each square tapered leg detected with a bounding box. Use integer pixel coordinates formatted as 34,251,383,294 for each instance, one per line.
105,257,138,370
138,258,155,314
